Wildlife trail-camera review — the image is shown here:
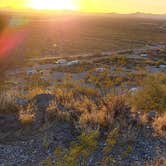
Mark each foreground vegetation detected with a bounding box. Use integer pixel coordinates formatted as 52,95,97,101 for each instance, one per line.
0,12,166,165
0,71,166,165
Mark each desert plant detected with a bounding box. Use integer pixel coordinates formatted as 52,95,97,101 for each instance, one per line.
86,71,114,95
103,128,119,155
102,94,127,126
25,74,50,91
0,90,18,113
153,112,166,137
130,73,166,113
110,55,128,66
40,130,99,166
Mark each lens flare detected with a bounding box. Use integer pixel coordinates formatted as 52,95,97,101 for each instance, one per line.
0,17,29,57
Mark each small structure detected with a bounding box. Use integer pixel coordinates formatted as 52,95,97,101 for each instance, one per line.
67,60,80,66
56,59,67,64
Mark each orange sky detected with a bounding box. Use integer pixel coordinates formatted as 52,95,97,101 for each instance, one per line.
0,0,166,14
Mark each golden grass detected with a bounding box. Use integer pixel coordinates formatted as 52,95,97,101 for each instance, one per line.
19,114,34,125
0,90,18,113
153,112,166,137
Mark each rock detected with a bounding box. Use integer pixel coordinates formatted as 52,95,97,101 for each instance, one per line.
26,69,37,75
31,94,55,127
140,54,148,57
159,64,166,69
146,111,157,122
67,60,80,66
32,94,55,108
56,59,67,64
95,67,106,73
128,87,139,95
15,97,28,106
0,113,21,133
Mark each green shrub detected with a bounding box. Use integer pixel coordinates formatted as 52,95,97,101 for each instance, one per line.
86,71,113,95
103,128,119,155
130,73,166,113
40,130,99,166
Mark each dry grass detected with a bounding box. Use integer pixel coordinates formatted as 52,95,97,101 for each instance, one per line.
153,112,166,137
53,87,127,130
19,114,34,125
25,87,50,99
0,90,18,113
1,72,165,139
130,73,166,113
146,158,166,166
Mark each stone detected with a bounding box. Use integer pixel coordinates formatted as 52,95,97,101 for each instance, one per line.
146,111,157,122
15,97,28,106
31,94,55,127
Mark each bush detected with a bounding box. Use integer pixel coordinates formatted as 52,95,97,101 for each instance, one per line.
40,130,99,166
110,55,128,66
25,74,50,90
85,71,114,95
153,112,166,137
103,128,119,155
130,73,166,113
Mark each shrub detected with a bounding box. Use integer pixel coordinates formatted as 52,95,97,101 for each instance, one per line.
110,55,128,66
153,112,166,137
40,130,99,166
130,73,166,113
75,94,127,129
72,86,100,99
103,128,119,155
19,114,34,126
86,71,114,95
25,74,50,90
102,94,127,126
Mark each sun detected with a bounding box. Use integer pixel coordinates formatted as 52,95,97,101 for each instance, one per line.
28,0,76,10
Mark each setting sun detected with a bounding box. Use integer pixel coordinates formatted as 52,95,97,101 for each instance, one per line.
28,0,76,10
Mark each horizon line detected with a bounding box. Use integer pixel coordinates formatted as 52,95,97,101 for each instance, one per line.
0,7,166,15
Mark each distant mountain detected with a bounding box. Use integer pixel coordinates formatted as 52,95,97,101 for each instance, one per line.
0,9,166,19
130,12,166,19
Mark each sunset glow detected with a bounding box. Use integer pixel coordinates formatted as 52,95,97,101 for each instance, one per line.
0,0,166,14
28,0,76,10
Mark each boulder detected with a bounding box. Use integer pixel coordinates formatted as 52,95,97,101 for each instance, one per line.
95,68,105,73
0,113,21,133
31,94,55,128
15,97,28,106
